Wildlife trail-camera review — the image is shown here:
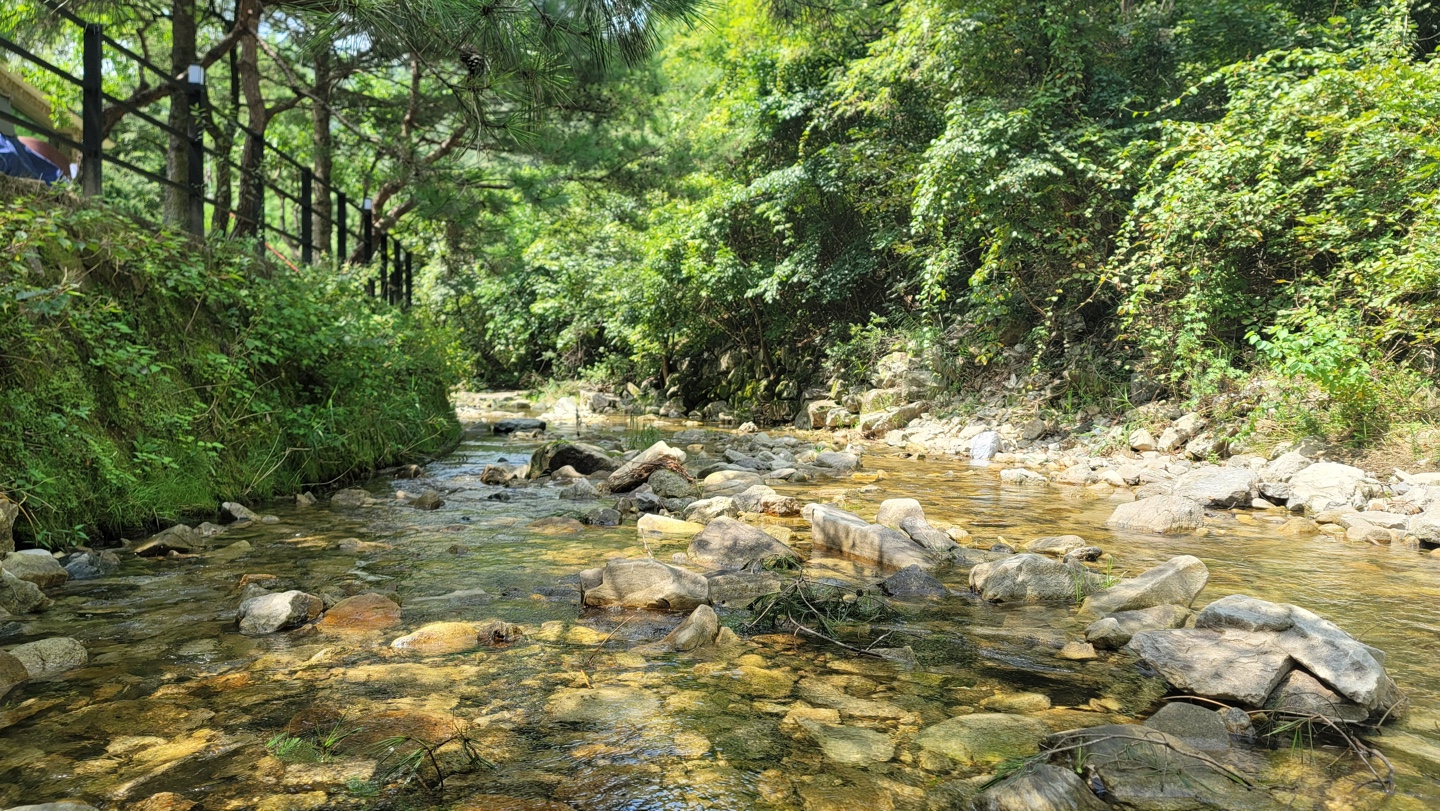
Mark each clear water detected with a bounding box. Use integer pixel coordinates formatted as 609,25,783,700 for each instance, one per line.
2,407,1437,810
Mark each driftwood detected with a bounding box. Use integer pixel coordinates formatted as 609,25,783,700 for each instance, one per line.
605,455,694,493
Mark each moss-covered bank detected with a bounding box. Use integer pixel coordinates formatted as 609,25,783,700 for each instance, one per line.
0,179,458,548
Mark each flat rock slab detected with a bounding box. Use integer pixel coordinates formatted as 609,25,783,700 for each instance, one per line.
914,713,1051,766
1126,628,1292,706
579,558,709,611
973,763,1108,811
799,720,895,764
545,686,660,725
804,503,936,571
688,516,795,570
1106,495,1205,535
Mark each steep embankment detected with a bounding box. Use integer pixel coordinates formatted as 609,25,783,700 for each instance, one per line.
0,179,458,547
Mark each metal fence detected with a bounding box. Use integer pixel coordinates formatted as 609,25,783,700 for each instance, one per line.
0,5,415,308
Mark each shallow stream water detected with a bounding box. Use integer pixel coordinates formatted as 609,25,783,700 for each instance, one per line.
2,402,1439,810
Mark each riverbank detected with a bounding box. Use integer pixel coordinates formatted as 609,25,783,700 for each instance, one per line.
0,180,458,549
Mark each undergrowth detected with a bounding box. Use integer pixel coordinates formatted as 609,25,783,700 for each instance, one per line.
0,180,459,547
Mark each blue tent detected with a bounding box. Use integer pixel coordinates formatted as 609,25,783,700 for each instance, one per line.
0,131,62,183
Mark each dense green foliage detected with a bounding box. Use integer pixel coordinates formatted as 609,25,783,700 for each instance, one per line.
436,0,1440,440
0,181,457,547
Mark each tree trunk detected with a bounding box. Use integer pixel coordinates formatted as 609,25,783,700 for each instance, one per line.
164,0,197,226
310,48,333,257
234,0,267,238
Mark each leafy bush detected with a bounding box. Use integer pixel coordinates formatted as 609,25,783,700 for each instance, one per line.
0,180,458,545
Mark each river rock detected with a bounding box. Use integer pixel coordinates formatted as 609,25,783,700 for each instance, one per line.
580,508,621,527
1023,535,1089,557
0,650,27,698
391,620,521,654
579,558,709,610
330,488,369,508
914,713,1050,766
546,686,661,724
682,496,738,524
1085,604,1193,649
880,565,947,598
974,763,1108,811
970,431,1002,461
706,570,783,605
493,418,546,434
1194,594,1295,633
1125,628,1293,705
858,401,926,436
560,478,601,500
1105,495,1204,534
804,503,936,571
1128,428,1158,452
1289,462,1375,511
812,451,860,474
2,804,101,811
702,470,764,498
798,720,895,764
1263,669,1368,723
237,590,323,635
1000,468,1047,485
134,524,201,556
481,463,522,485
800,399,838,429
969,554,1095,603
319,593,401,632
1081,555,1208,616
1,551,67,589
0,568,48,614
1261,451,1312,483
0,494,16,555
411,490,444,510
732,485,800,516
220,501,259,523
648,469,696,499
662,604,720,651
687,517,795,569
1170,468,1259,508
7,637,86,678
607,441,687,493
63,550,119,581
1045,725,1264,810
637,513,704,537
1144,701,1232,750
529,441,618,477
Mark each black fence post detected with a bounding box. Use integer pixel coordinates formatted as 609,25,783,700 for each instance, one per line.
404,249,413,310
336,191,347,265
300,167,313,264
80,23,103,197
392,246,404,306
362,198,374,296
379,230,389,302
184,65,206,237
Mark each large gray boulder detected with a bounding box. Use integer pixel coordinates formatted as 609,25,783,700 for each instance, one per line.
811,451,860,474
1,551,68,589
237,590,323,635
6,637,87,678
876,499,956,553
974,763,1108,811
970,431,1003,461
1261,451,1312,483
579,558,709,611
529,440,615,477
1264,669,1369,723
1105,495,1205,535
0,568,48,614
687,517,795,570
1080,555,1209,616
858,401,926,436
1126,628,1293,706
1288,462,1376,511
969,554,1096,603
1170,468,1259,508
804,503,937,571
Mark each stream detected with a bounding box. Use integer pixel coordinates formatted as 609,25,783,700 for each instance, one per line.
2,398,1439,810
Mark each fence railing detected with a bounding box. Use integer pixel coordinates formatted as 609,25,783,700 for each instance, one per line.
0,5,415,309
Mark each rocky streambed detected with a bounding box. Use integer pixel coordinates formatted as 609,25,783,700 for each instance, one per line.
0,394,1438,810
